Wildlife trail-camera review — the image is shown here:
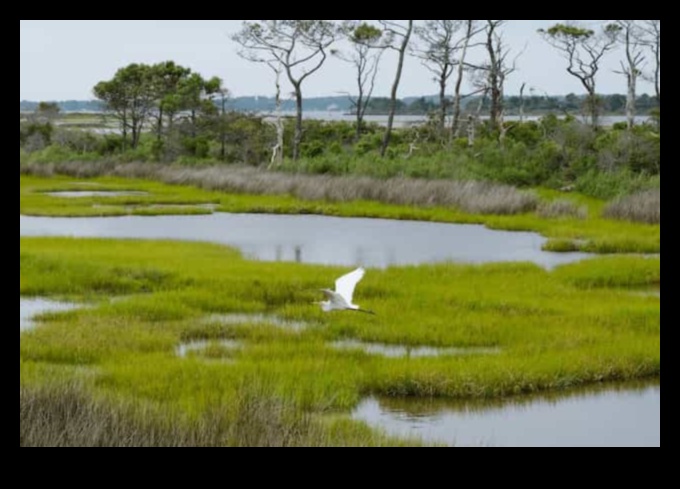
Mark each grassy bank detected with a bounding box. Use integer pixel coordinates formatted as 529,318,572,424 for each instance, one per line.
20,237,660,445
20,170,660,253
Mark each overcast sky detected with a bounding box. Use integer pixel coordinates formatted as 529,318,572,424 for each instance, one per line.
20,20,655,101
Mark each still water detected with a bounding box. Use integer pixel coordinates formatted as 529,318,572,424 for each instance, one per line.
264,112,651,128
20,213,592,269
20,298,77,331
353,380,660,447
45,191,149,198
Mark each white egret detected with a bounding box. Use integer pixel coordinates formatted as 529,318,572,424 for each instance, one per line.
319,267,375,314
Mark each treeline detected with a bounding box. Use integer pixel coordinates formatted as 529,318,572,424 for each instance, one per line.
20,100,104,113
20,93,660,116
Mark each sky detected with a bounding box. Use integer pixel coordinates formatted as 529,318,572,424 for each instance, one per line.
19,20,655,101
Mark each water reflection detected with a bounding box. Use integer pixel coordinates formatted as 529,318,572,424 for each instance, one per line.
176,339,240,358
20,213,593,269
353,380,660,447
204,313,308,332
330,340,500,358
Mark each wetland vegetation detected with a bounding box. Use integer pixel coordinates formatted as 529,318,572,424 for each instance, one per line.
20,19,660,447
20,227,659,446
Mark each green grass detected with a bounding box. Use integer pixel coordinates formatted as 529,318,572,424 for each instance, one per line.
20,381,420,447
20,237,660,445
20,174,660,254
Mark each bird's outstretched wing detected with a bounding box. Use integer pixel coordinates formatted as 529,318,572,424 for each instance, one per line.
335,267,365,304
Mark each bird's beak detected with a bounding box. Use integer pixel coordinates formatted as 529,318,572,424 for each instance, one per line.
356,309,376,315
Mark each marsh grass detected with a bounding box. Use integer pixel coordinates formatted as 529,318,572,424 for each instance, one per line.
20,174,660,254
603,189,661,224
537,199,587,219
21,162,538,215
542,239,582,252
19,171,661,446
552,255,660,288
20,382,418,447
20,238,659,412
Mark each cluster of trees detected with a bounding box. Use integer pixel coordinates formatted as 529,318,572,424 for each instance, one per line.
538,21,660,129
93,61,226,157
228,20,660,161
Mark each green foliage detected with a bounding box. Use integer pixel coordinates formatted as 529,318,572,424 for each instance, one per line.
350,22,383,44
541,24,595,39
21,112,660,204
34,102,61,121
20,121,54,149
93,61,224,154
574,169,659,200
181,136,211,158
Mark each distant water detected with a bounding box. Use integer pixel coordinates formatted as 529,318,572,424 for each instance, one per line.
84,112,651,134
261,111,651,127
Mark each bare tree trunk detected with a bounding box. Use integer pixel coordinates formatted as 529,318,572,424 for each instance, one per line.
121,108,128,151
131,114,140,149
269,69,284,168
380,20,413,158
587,90,598,127
274,98,284,167
498,103,507,143
451,21,474,138
654,55,660,105
293,84,303,161
156,107,163,142
437,74,447,132
486,33,502,131
220,92,226,161
646,20,661,105
468,92,486,147
467,115,475,147
619,22,642,131
488,72,501,132
496,41,509,144
356,53,381,141
625,71,636,130
355,75,364,141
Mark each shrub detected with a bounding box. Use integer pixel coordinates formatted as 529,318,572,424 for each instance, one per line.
603,189,660,224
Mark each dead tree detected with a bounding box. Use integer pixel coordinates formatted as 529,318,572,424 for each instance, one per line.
378,20,413,157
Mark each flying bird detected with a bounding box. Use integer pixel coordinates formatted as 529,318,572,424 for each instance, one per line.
319,267,374,314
